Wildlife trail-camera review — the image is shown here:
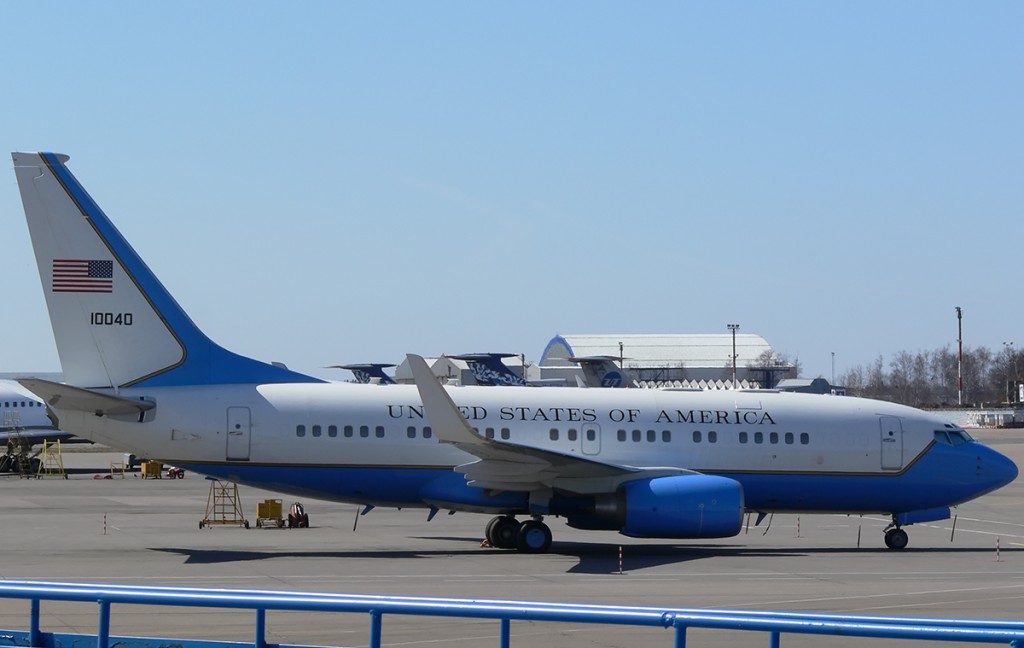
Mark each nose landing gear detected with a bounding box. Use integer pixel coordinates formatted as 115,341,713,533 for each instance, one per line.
883,517,909,550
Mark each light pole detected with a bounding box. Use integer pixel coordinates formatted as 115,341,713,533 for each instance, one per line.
831,352,835,386
1004,341,1015,404
956,307,963,406
727,324,739,388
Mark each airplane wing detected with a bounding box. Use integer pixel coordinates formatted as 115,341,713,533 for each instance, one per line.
17,378,155,418
0,429,83,444
407,354,692,493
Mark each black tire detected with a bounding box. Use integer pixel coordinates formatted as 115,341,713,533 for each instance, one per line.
484,516,502,545
516,520,553,553
302,513,309,528
490,517,520,549
884,528,909,550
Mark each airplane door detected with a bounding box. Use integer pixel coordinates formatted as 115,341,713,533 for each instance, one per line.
880,416,903,470
582,424,601,455
226,407,251,461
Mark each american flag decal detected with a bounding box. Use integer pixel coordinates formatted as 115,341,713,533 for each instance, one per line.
52,259,114,293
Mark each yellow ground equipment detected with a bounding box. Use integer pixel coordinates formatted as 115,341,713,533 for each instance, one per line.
255,499,285,528
37,439,66,478
199,480,249,529
141,460,163,479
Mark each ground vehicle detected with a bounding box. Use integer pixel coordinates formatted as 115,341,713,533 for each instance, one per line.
288,502,309,528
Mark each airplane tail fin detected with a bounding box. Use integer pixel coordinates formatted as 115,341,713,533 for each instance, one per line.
12,152,321,388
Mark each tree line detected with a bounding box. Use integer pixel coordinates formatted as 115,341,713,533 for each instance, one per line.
835,345,1022,408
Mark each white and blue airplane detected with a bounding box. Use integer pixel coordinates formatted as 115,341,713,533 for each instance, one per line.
10,152,1018,552
0,379,79,473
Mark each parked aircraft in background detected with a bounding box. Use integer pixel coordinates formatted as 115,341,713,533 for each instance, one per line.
449,353,526,386
445,354,567,387
329,364,396,385
570,356,639,388
0,379,78,472
10,152,1018,553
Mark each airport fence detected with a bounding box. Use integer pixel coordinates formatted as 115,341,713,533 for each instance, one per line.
0,580,1023,648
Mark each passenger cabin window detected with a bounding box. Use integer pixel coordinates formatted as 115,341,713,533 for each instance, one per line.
375,425,385,438
662,430,671,442
693,430,702,443
328,425,337,438
296,425,306,437
359,425,369,438
312,425,322,438
739,431,748,444
568,429,578,441
708,431,717,443
424,426,433,439
800,432,809,445
550,429,559,441
617,429,626,442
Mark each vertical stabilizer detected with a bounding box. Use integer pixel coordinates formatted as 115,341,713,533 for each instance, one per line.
12,152,320,388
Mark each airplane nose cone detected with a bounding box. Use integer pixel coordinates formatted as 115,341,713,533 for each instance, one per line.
980,446,1018,491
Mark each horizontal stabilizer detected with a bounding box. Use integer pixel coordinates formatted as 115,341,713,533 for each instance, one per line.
17,378,155,417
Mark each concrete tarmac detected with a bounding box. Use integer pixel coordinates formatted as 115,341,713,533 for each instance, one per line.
1,429,1023,647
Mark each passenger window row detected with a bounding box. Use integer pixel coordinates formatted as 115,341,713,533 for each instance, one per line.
738,431,809,445
294,424,434,439
2,401,39,408
617,429,676,443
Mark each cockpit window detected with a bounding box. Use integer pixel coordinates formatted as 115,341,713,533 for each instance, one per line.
950,429,972,444
934,429,972,446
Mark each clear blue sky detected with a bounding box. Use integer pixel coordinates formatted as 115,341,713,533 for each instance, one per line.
2,3,1021,382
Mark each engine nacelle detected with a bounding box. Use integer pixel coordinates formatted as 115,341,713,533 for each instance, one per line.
577,474,744,539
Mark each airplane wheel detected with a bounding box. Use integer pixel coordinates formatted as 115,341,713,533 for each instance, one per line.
490,516,520,549
884,528,909,550
516,520,552,553
484,516,501,545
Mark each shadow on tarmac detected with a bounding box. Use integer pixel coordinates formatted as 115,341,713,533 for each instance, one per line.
151,540,1020,573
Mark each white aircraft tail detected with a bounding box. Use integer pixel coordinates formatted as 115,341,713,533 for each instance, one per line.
12,152,319,389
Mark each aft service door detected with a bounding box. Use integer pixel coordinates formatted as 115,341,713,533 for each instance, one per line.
880,416,903,471
226,407,251,461
581,424,601,455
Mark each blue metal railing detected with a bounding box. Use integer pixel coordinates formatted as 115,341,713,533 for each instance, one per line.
0,580,1022,648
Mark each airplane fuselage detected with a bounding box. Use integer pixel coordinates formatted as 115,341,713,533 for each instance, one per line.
58,382,1008,517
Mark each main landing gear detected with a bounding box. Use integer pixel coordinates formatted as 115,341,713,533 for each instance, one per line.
484,515,553,553
883,517,909,550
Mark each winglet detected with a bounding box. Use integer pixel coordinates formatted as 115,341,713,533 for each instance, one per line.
406,354,485,447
